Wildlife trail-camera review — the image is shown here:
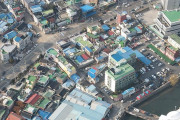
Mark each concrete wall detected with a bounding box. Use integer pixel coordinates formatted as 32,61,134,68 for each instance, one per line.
132,82,171,106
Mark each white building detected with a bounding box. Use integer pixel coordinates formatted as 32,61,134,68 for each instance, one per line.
0,44,17,62
161,0,180,10
13,32,32,51
168,34,180,49
154,10,180,37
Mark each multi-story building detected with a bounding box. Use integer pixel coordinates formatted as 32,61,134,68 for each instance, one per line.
168,34,180,49
154,10,180,37
105,59,136,92
13,32,32,51
161,0,180,10
54,55,76,77
0,44,17,62
108,47,136,68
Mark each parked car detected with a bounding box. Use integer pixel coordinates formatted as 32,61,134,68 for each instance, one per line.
158,63,163,67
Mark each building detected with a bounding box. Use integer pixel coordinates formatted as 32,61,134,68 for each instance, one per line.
80,5,96,19
108,47,136,68
154,10,180,37
4,0,25,21
49,88,112,120
154,41,180,61
13,32,33,51
168,34,180,49
6,112,25,120
116,11,127,24
161,0,180,10
0,44,17,62
54,55,76,77
37,75,49,87
105,59,136,92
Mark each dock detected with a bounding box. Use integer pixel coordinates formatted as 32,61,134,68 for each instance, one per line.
125,107,159,120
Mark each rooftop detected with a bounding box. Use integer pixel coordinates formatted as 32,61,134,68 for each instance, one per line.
38,98,50,109
75,36,93,48
163,10,180,22
47,48,58,56
107,63,135,80
24,104,38,114
6,112,24,120
38,75,49,84
170,34,180,45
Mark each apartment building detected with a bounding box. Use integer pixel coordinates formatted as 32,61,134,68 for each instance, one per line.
105,59,136,92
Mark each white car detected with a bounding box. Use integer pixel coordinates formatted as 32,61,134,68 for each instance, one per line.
152,58,157,62
150,65,154,69
158,63,163,67
152,75,156,79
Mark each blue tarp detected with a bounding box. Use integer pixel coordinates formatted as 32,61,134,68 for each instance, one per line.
4,31,17,39
122,87,135,96
70,74,80,83
76,55,84,63
88,68,96,79
38,110,51,120
80,5,94,13
102,24,110,31
134,50,151,66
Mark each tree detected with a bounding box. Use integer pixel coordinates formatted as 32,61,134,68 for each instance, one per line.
169,74,179,86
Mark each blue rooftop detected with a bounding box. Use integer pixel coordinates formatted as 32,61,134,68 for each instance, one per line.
80,5,94,13
102,24,110,31
76,55,84,63
88,68,96,79
30,5,42,13
134,50,151,66
14,36,22,42
70,74,80,83
85,46,93,53
116,35,126,41
4,31,17,40
38,110,51,120
111,46,151,66
111,52,123,62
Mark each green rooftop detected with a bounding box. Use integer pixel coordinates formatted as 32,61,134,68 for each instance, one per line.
106,63,135,80
58,55,68,64
24,104,38,114
148,44,176,65
163,10,180,22
34,63,40,68
75,36,93,48
28,75,36,83
38,98,50,109
43,90,54,98
38,76,49,84
5,99,13,106
87,32,99,39
0,110,5,118
170,34,180,45
2,49,7,54
42,9,53,16
47,48,58,56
